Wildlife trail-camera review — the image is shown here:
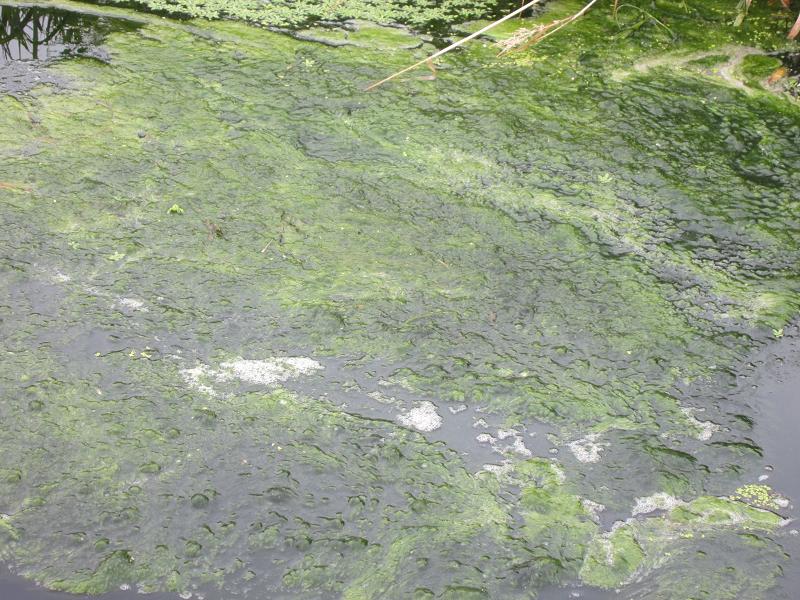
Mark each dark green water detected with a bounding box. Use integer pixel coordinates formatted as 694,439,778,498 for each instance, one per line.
1,1,799,598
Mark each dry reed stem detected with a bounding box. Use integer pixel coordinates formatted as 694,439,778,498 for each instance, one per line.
366,0,797,89
498,0,601,54
365,0,544,90
790,11,800,38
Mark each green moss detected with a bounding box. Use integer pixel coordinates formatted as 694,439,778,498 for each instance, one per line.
296,21,425,50
686,53,732,68
0,518,20,544
581,527,645,588
0,1,798,598
0,468,22,484
580,494,785,590
51,550,137,595
737,54,783,88
520,483,598,581
676,496,783,529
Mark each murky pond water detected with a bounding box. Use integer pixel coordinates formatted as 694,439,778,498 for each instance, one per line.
0,4,138,63
1,1,799,598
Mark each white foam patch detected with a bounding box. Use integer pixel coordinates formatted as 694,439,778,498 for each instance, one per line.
681,407,720,441
582,498,606,521
550,462,567,484
596,536,616,566
775,496,790,509
632,492,684,516
483,461,513,476
568,433,605,463
181,356,323,396
397,401,443,432
220,357,322,386
508,435,532,457
476,429,531,457
180,364,220,397
118,297,149,312
367,390,398,405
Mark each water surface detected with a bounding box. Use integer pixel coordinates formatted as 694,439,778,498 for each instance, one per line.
1,1,799,598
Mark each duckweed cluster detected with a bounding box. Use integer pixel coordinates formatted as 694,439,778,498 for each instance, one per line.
0,0,798,598
734,484,789,511
93,0,500,29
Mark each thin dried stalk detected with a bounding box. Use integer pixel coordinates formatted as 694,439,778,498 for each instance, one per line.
365,0,544,91
790,11,800,39
367,0,795,87
497,0,601,54
496,17,568,53
734,0,753,27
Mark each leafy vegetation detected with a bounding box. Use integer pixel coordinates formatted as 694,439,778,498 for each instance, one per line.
93,0,500,29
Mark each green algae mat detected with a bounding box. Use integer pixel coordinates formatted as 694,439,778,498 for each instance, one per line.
1,0,800,598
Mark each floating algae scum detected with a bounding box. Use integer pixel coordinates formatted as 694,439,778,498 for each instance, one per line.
1,0,800,598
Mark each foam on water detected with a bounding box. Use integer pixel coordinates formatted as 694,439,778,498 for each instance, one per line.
397,401,443,432
632,492,684,516
568,433,606,464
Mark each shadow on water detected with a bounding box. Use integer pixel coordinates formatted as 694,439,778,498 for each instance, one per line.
0,3,138,64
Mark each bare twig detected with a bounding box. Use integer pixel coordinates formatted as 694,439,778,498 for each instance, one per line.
365,0,544,91
790,10,800,40
499,0,601,54
0,181,31,192
425,58,437,79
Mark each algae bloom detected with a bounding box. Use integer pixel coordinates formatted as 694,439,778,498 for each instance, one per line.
0,0,799,599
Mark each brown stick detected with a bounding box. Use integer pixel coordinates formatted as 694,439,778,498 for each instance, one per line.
790,11,800,40
521,0,600,48
365,0,544,91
